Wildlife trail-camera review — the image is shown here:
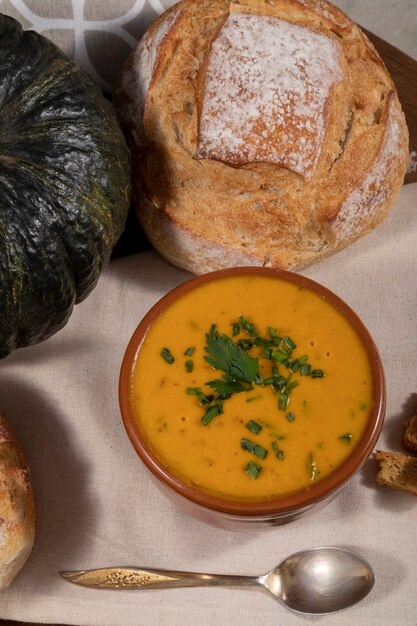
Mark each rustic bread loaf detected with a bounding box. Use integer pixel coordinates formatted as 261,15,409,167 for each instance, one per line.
0,415,35,589
375,450,417,496
403,413,417,452
115,0,409,274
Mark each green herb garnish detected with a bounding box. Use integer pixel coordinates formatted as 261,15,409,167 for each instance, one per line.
246,420,262,434
206,376,246,396
339,433,353,443
201,403,222,426
238,338,254,351
239,315,258,337
186,387,214,405
283,336,296,350
272,440,285,460
308,453,318,480
183,317,326,460
279,392,289,411
271,349,289,364
241,438,268,460
311,369,325,378
204,332,260,385
245,461,262,479
160,348,175,364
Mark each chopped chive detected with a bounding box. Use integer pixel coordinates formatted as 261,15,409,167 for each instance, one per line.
239,315,257,337
268,327,281,342
254,372,264,385
160,348,175,364
286,411,295,422
254,444,268,460
255,336,270,348
283,336,296,350
241,438,268,460
241,438,255,453
185,360,194,372
339,433,353,443
272,376,286,390
187,387,214,405
298,355,308,364
238,339,254,351
232,323,241,336
246,395,261,403
184,347,195,356
308,453,318,480
208,324,218,336
247,420,263,434
286,380,300,393
288,359,301,373
311,369,325,378
271,350,289,363
272,441,285,460
279,392,289,411
245,461,262,479
300,364,311,376
359,401,368,410
201,404,220,425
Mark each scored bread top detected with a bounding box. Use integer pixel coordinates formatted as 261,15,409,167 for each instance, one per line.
115,0,408,274
195,12,344,179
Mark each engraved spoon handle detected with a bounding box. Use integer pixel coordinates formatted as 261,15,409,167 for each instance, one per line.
60,567,261,590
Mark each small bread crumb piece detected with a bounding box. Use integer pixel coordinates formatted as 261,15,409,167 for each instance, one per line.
403,413,417,452
375,450,417,496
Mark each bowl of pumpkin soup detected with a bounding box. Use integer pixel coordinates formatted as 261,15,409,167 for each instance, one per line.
119,268,385,529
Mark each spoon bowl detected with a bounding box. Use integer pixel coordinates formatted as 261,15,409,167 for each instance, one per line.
60,546,374,615
261,546,375,614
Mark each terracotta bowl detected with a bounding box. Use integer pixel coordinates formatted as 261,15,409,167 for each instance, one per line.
119,268,386,531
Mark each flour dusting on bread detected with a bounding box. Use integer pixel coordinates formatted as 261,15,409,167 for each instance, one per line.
196,13,343,180
117,8,181,143
334,94,403,240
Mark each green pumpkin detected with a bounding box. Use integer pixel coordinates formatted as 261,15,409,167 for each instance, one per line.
0,15,131,358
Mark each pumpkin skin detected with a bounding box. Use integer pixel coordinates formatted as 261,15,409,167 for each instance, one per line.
0,15,131,358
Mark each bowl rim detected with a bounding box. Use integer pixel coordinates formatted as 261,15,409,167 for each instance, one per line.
119,267,386,516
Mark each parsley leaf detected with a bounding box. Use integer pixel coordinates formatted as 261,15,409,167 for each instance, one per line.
204,333,260,385
206,375,248,395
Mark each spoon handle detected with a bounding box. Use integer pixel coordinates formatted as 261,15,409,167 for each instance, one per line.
60,567,259,590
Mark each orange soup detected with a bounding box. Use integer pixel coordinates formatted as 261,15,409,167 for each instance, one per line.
129,275,373,501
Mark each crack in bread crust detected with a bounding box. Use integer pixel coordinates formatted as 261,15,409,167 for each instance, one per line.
114,0,408,274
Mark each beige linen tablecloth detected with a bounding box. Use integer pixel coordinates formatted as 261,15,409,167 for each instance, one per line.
0,183,416,625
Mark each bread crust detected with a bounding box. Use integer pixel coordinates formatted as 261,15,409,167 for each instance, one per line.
114,0,408,274
375,450,417,496
403,413,417,452
0,415,35,589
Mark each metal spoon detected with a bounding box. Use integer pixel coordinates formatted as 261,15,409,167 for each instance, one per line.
60,546,374,615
